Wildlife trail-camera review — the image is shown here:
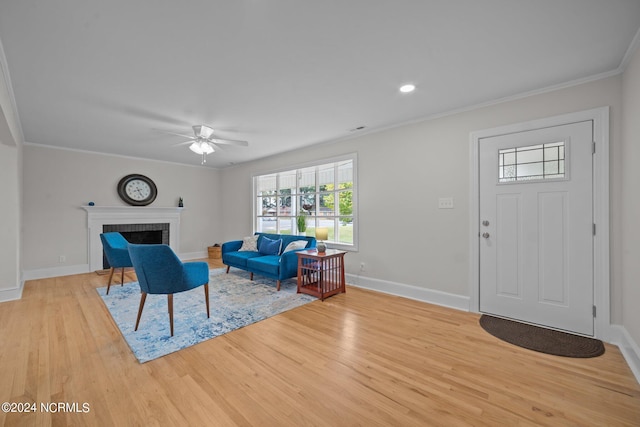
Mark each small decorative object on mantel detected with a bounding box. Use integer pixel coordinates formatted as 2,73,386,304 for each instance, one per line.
178,197,184,207
88,201,95,206
208,243,221,259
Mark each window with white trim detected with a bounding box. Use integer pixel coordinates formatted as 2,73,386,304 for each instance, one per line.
254,156,356,250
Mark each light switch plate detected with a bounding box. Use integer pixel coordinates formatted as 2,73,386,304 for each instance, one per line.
438,197,454,209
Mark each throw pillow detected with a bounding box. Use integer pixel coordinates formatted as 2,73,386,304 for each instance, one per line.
238,235,259,252
282,240,307,253
258,236,282,255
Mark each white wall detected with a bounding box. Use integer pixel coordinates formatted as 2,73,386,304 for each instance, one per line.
0,142,20,296
0,60,22,300
22,145,223,272
621,46,640,348
220,76,624,317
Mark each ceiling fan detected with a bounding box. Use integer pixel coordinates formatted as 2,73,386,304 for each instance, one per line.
163,125,248,164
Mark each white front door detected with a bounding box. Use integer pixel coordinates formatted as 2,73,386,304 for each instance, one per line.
479,120,594,335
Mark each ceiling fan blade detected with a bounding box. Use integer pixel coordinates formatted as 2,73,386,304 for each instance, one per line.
211,137,249,147
121,108,191,126
173,140,195,147
83,95,192,127
208,142,224,151
153,129,196,139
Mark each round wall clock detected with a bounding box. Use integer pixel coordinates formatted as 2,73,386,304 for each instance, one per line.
117,174,158,206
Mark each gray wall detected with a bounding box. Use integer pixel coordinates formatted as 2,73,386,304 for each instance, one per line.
0,142,20,294
0,62,22,299
220,75,624,318
621,46,640,347
21,146,223,270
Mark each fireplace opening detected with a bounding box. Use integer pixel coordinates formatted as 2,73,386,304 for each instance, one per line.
122,230,163,244
102,223,169,269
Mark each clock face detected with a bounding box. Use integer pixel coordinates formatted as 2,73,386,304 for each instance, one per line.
125,180,151,201
117,174,157,206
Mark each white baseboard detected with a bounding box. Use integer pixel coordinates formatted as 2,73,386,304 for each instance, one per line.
179,251,208,261
346,273,470,312
610,325,640,384
0,281,25,302
23,264,91,281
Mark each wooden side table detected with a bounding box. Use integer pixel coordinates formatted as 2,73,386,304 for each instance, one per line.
296,249,347,300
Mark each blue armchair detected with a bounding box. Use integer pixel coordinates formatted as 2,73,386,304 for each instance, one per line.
100,232,134,294
128,244,210,337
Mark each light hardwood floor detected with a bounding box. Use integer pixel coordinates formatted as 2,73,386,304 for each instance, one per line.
1,259,639,426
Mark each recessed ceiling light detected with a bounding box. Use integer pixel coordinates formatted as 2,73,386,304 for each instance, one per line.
399,84,416,93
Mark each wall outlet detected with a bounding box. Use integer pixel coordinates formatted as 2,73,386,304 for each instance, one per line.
438,197,454,209
360,262,365,272
59,255,66,263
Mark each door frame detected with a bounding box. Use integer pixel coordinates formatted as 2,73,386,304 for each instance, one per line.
469,107,610,340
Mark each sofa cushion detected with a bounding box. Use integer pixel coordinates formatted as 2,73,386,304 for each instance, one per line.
282,235,311,249
282,240,307,253
247,255,280,276
223,250,261,267
258,236,282,255
238,235,259,252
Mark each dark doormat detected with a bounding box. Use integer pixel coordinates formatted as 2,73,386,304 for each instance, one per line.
479,315,605,358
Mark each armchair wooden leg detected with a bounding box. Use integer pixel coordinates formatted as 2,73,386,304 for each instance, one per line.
277,280,281,291
250,272,254,281
226,265,230,274
204,284,210,318
168,294,174,337
120,267,125,286
135,292,147,331
106,267,115,294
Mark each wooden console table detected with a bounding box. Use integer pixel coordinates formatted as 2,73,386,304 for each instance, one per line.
296,249,347,300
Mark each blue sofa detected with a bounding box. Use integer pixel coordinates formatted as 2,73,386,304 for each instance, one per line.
222,232,316,290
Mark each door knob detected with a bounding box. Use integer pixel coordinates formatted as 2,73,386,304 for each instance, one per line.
482,232,490,239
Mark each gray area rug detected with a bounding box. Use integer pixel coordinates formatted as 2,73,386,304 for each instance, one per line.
97,269,315,363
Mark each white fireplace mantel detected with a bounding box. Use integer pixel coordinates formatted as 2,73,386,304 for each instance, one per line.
82,206,184,271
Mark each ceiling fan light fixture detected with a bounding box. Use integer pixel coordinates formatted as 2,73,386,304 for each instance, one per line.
189,141,214,155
